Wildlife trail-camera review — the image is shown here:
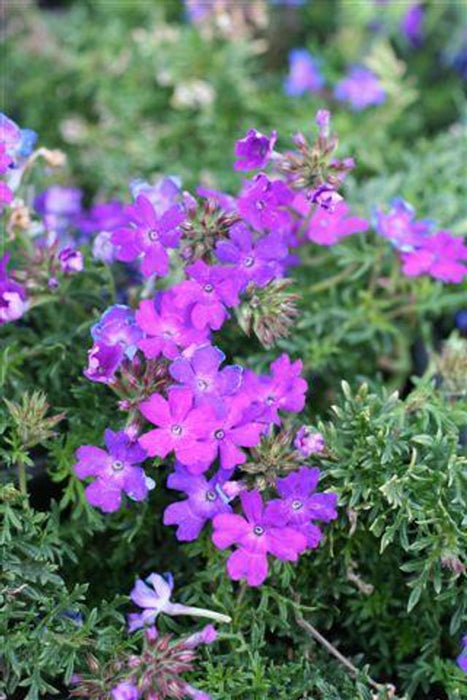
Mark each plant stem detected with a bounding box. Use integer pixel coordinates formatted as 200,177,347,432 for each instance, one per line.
309,263,359,294
169,603,231,624
17,456,27,496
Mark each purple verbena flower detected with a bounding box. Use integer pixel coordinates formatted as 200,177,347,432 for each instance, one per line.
169,344,243,407
196,186,236,212
112,194,185,277
173,261,241,331
306,202,369,245
401,3,424,47
74,429,149,513
234,129,277,171
400,231,467,283
212,490,307,586
130,176,181,216
294,426,325,456
267,466,338,548
315,109,331,138
77,200,129,236
334,67,386,111
310,184,343,212
137,291,210,360
457,635,467,673
58,247,84,274
34,186,83,236
0,181,13,211
111,682,140,700
92,231,117,264
164,463,241,541
0,143,13,174
243,354,307,425
183,624,218,650
215,223,288,290
138,388,217,471
0,254,28,324
91,305,142,359
284,49,325,96
238,174,294,234
84,343,124,384
374,198,433,252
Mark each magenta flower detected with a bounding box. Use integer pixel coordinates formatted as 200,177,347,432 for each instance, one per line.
91,305,142,358
138,388,216,470
163,463,241,541
401,3,424,47
243,354,307,425
238,174,294,234
267,467,338,548
212,490,307,586
112,194,185,277
294,427,325,457
173,261,241,331
111,683,140,700
334,67,386,111
0,143,13,174
169,344,243,407
136,292,209,360
457,635,467,673
234,129,277,171
284,49,324,96
400,231,467,283
0,181,13,211
74,429,149,513
58,247,84,274
0,254,28,324
215,223,288,290
128,571,230,632
374,199,432,252
306,202,368,246
84,342,124,384
183,624,218,649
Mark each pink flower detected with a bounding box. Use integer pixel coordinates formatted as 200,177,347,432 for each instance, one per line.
139,388,216,470
400,231,467,283
306,202,368,246
212,490,307,586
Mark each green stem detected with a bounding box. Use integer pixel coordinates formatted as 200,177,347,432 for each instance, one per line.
309,263,359,294
18,457,27,496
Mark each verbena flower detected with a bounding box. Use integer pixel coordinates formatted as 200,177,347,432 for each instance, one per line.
0,180,13,211
58,247,84,274
284,49,324,96
111,682,140,700
238,174,294,234
400,231,467,283
128,571,230,631
267,466,338,548
243,353,307,425
91,305,142,358
34,186,83,238
173,261,241,331
74,429,149,513
306,202,368,246
84,343,124,384
137,291,210,360
77,200,129,236
234,129,277,171
169,344,243,407
0,253,28,324
112,194,185,277
215,223,288,290
294,426,325,456
212,490,307,586
129,175,181,215
164,463,241,541
457,635,467,673
334,66,386,110
138,388,216,470
401,3,424,47
310,183,343,212
374,198,433,252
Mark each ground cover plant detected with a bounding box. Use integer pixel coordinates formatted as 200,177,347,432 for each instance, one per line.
1,1,466,699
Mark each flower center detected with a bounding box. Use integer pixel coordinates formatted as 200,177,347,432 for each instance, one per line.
214,429,225,440
112,460,124,471
266,395,276,406
148,229,159,242
204,283,213,293
253,525,264,536
206,490,217,502
244,256,254,268
292,500,303,510
255,200,265,211
171,424,183,436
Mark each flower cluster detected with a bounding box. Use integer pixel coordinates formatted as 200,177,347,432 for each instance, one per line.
375,199,467,283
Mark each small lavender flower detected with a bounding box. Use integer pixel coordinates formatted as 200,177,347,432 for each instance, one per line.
284,49,324,96
58,247,84,274
400,231,467,283
34,186,83,236
401,3,424,47
130,176,181,216
457,635,467,673
238,174,294,234
74,429,150,513
111,682,140,700
334,67,386,111
128,572,230,632
374,198,432,252
91,305,142,359
234,129,277,171
310,184,343,212
294,426,325,456
92,230,117,263
84,343,124,384
0,254,28,324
